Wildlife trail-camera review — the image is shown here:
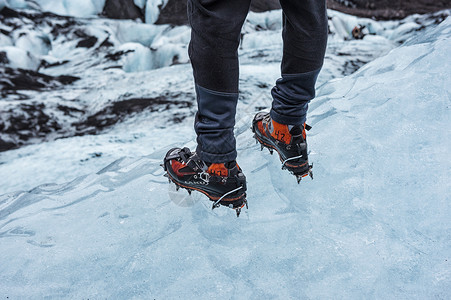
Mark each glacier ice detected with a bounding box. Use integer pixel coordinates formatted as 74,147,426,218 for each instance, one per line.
0,32,13,46
144,0,169,24
0,12,450,300
134,0,146,10
115,22,168,47
14,31,51,56
35,0,106,18
118,42,153,72
0,45,39,69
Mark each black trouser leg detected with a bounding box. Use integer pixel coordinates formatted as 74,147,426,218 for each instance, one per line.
188,0,328,162
271,0,328,126
188,0,251,163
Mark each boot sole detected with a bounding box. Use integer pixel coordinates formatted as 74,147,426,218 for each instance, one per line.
165,169,247,209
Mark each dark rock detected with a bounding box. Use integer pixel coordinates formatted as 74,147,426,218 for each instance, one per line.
0,51,9,64
102,0,144,21
327,0,451,20
76,36,98,48
41,60,70,68
57,104,84,117
74,96,193,133
342,59,366,75
156,0,281,25
105,49,134,61
155,0,188,25
0,7,21,18
0,139,17,152
50,19,79,37
156,0,450,25
98,37,114,48
0,67,79,95
2,103,61,138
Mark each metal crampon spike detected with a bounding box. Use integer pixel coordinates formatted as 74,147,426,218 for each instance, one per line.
163,173,169,178
245,199,248,209
187,189,192,195
309,170,314,180
236,207,242,217
296,175,302,184
269,148,273,155
175,185,180,191
260,145,264,151
160,163,165,169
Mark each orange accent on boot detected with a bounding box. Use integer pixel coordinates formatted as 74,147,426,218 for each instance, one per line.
207,163,229,177
270,120,291,144
170,160,186,177
257,120,267,137
170,160,195,177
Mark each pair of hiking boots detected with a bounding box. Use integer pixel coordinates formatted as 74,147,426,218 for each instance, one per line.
162,112,312,216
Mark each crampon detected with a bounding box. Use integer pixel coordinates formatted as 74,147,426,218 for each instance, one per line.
252,112,313,184
162,147,247,217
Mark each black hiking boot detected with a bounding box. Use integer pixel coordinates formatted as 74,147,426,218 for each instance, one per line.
252,112,313,183
162,147,247,216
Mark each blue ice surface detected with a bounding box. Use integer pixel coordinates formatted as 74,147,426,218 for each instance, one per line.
0,17,450,300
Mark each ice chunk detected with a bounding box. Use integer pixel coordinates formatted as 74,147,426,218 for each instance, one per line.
145,0,169,24
118,42,153,72
4,0,27,9
116,22,168,47
0,33,13,47
241,30,282,50
246,10,282,31
134,0,146,9
29,0,106,18
0,46,40,70
13,31,51,56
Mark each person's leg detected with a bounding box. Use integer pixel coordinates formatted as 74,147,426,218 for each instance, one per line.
252,1,327,182
188,0,252,163
270,0,328,126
